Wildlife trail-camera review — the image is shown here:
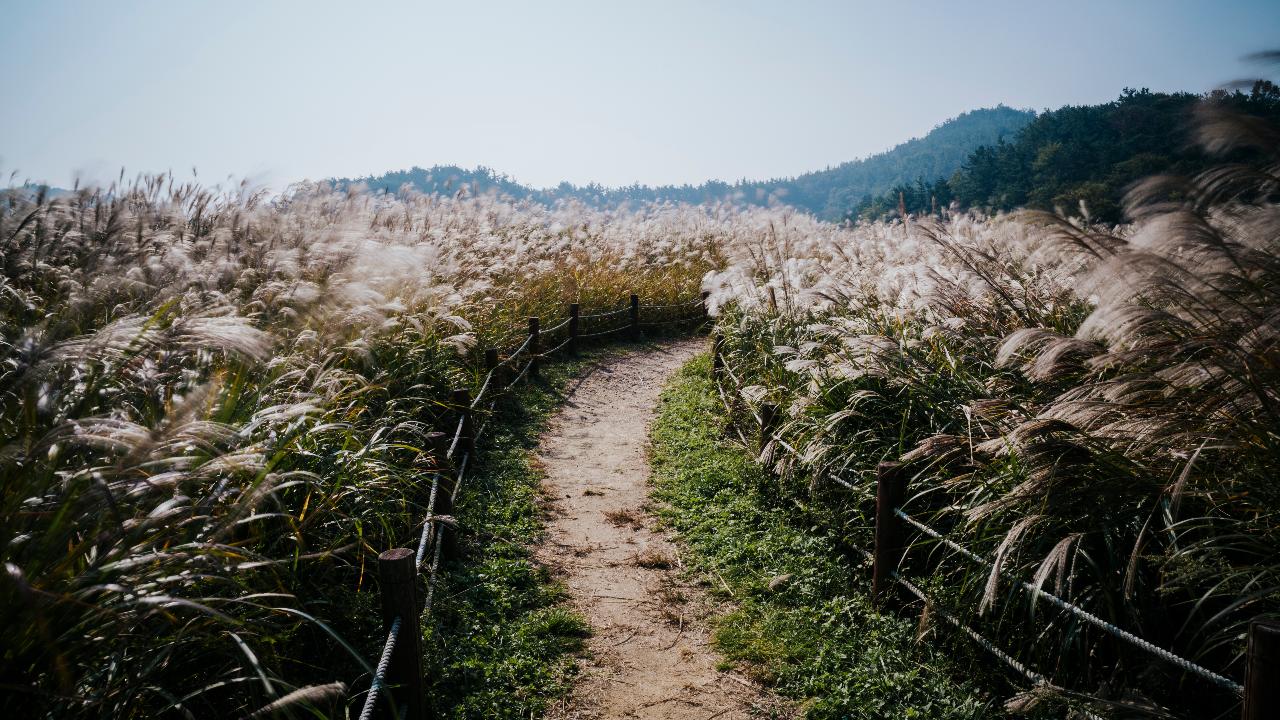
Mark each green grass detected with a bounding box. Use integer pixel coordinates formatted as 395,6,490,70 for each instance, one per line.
648,353,999,720
415,346,639,718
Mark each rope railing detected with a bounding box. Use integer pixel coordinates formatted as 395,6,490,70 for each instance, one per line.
640,318,704,327
708,338,1265,715
446,415,466,460
413,472,442,569
471,369,496,410
639,313,706,328
893,508,1245,694
501,333,534,366
355,291,710,719
579,306,630,320
473,401,496,442
541,315,572,335
822,529,1106,718
539,335,574,358
578,324,629,338
890,570,1111,720
643,297,707,310
357,616,403,720
504,358,533,391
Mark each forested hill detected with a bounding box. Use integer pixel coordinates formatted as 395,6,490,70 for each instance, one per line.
332,105,1034,219
858,83,1280,223
748,105,1033,218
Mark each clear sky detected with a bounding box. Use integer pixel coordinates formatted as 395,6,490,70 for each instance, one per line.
3,0,1279,190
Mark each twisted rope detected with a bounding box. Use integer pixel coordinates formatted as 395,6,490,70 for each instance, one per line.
827,473,858,492
578,324,628,339
639,314,703,328
415,472,442,569
579,306,629,320
474,400,496,444
893,508,1243,694
713,348,1240,700
424,450,470,617
541,316,571,335
423,523,445,617
503,358,533,391
493,334,533,369
357,615,402,720
539,335,573,357
766,430,799,456
895,571,1045,684
446,414,465,460
471,368,495,409
894,572,1108,720
643,298,705,310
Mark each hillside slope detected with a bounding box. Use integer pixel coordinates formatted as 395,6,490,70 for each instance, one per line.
853,83,1280,224
334,106,1034,220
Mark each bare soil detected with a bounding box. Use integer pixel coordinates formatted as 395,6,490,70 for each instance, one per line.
535,340,792,720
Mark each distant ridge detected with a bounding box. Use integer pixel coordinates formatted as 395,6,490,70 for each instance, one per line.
333,105,1035,220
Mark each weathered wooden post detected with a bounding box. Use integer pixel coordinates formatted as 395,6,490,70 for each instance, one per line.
451,388,475,459
629,293,640,340
483,346,502,398
767,286,778,313
569,303,580,356
1245,621,1280,720
872,461,907,606
426,431,457,559
484,347,499,386
759,401,778,455
377,547,424,720
528,317,540,379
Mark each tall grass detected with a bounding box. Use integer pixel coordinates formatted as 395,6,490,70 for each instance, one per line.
6,71,1277,719
0,180,735,717
703,91,1280,716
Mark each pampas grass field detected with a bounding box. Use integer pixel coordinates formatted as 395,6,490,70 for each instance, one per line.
3,70,1279,720
0,182,727,716
703,95,1280,716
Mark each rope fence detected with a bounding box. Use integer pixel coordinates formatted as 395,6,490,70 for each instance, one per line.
579,307,629,319
709,335,1276,719
354,291,711,719
892,508,1244,694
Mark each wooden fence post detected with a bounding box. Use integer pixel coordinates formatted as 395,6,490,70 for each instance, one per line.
528,317,540,379
484,347,499,387
759,401,778,455
767,286,778,313
427,431,457,559
1245,621,1280,720
451,388,475,458
629,294,640,340
569,303,580,356
873,461,907,606
377,548,424,720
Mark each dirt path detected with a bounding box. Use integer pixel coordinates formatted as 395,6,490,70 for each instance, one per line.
536,340,789,720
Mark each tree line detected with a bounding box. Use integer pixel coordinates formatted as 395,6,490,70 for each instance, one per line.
852,82,1280,224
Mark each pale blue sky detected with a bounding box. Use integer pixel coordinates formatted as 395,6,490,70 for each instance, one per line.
3,1,1278,190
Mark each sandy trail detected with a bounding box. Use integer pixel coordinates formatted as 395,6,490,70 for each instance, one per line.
536,340,788,720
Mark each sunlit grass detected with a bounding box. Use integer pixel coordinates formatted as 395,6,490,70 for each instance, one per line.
0,180,720,717
701,97,1280,715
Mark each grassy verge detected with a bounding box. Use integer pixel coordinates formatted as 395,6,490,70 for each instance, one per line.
649,353,1001,720
413,346,636,718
